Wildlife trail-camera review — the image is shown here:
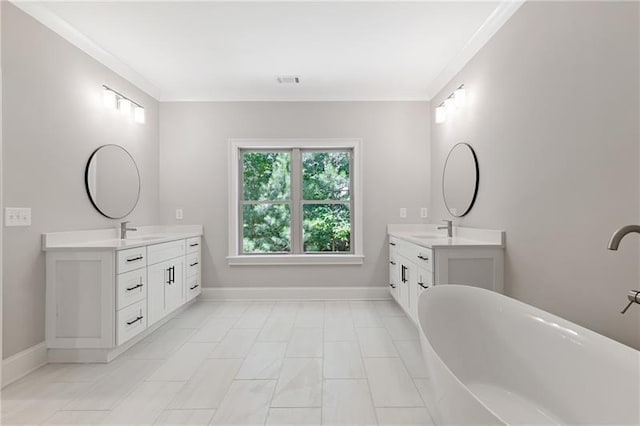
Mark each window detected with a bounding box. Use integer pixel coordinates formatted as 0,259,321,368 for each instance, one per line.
229,139,363,265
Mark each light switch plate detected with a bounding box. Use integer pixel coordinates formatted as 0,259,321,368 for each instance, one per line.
399,208,407,218
176,209,183,220
5,207,31,227
420,207,428,218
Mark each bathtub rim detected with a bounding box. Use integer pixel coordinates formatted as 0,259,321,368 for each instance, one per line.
417,284,640,425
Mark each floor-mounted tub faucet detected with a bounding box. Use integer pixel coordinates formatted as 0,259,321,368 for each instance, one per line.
607,225,640,314
120,221,137,239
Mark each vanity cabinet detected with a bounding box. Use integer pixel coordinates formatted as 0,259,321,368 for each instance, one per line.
388,231,504,324
391,239,434,322
44,230,202,363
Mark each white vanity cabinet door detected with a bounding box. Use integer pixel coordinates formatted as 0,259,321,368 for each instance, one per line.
397,255,412,312
165,257,185,314
147,259,171,326
147,257,185,326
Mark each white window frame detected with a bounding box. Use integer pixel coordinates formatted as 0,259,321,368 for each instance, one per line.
228,138,364,265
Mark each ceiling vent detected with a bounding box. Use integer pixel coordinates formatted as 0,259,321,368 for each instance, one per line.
276,75,301,84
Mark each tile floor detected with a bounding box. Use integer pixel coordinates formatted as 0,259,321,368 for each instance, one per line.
1,299,437,425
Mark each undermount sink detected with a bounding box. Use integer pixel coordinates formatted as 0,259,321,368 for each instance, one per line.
127,234,167,241
410,233,442,239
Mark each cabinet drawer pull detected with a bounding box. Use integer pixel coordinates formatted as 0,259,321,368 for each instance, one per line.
389,242,396,246
389,261,396,265
126,283,143,292
126,255,143,262
189,283,200,290
418,282,429,289
189,261,199,267
389,283,396,289
189,243,199,247
417,255,429,261
126,315,143,326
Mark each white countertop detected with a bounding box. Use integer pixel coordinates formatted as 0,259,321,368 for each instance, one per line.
42,225,203,251
388,224,505,249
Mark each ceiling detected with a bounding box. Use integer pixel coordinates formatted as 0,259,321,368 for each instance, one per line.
20,1,518,101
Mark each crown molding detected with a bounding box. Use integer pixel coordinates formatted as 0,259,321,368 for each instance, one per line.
11,1,162,100
426,0,525,100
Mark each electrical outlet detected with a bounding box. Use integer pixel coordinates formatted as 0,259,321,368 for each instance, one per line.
5,207,31,227
399,208,407,218
420,207,428,218
176,209,183,220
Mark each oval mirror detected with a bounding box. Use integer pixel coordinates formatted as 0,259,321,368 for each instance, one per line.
85,144,140,219
442,143,479,217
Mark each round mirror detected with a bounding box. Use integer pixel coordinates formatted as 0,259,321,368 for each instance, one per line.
85,144,140,219
442,143,479,217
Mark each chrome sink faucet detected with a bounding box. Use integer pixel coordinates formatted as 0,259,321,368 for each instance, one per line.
120,221,137,240
438,219,453,238
607,225,640,313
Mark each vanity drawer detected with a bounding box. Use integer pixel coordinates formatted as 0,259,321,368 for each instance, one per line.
147,239,186,265
116,300,147,346
116,268,147,310
117,247,147,274
414,247,433,271
186,252,200,278
186,237,201,254
402,243,432,271
186,274,201,301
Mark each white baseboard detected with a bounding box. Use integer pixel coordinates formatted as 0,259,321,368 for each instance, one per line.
2,342,47,388
200,286,391,301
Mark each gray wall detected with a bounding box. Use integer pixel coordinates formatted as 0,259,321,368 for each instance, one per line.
430,1,640,349
159,101,430,288
2,3,160,359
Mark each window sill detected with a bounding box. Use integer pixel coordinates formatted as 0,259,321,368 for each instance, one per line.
227,254,364,266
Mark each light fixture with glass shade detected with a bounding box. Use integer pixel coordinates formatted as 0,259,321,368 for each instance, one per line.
435,104,446,124
134,106,145,124
454,84,466,108
435,83,467,125
102,84,145,124
118,98,132,116
103,88,117,109
444,97,456,114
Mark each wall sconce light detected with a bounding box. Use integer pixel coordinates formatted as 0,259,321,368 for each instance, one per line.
102,85,145,124
134,106,145,124
103,87,117,109
454,85,466,108
435,104,446,124
435,84,466,124
118,98,132,115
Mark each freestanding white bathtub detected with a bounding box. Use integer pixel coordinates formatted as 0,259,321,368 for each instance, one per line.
418,285,640,425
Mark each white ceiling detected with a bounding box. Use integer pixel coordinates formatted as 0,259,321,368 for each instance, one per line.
21,1,517,101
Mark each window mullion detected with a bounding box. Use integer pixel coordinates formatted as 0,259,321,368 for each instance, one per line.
291,148,302,254
239,151,245,255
